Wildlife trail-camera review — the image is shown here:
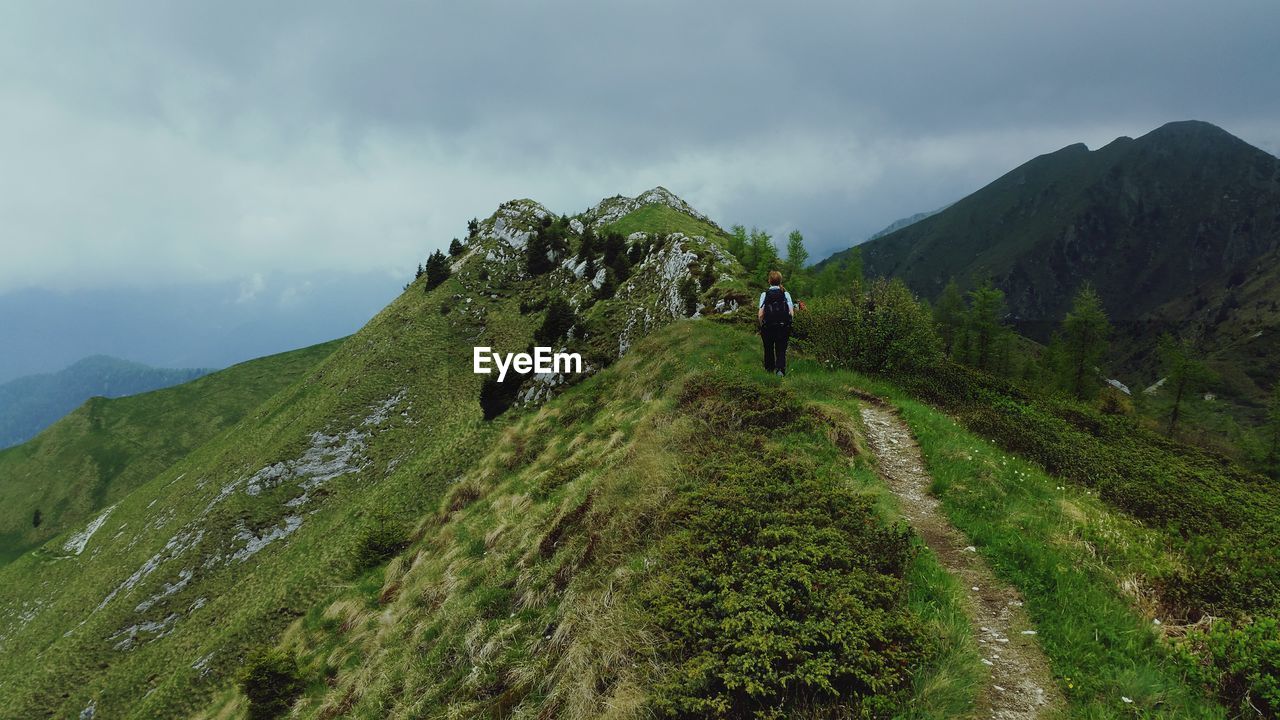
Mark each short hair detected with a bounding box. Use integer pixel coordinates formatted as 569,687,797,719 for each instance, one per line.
767,270,783,286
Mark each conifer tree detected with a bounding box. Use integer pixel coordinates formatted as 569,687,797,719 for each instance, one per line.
32,508,41,528
784,230,809,278
1158,333,1215,437
1057,284,1112,400
727,224,748,264
933,280,965,357
747,228,779,277
680,277,700,316
448,238,464,257
577,223,598,262
699,257,716,292
525,230,553,275
467,218,479,238
1264,382,1280,477
424,250,450,290
963,282,1008,373
534,297,576,347
597,268,618,300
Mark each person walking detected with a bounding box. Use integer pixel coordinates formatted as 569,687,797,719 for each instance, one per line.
758,270,794,376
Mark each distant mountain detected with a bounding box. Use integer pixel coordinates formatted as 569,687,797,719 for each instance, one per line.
0,356,213,448
0,270,401,384
862,205,949,244
825,120,1280,405
0,341,341,565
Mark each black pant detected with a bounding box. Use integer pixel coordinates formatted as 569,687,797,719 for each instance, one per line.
761,326,790,373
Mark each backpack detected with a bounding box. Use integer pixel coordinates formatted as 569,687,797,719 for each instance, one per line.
761,288,791,330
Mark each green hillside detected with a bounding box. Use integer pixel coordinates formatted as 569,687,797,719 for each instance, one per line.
0,340,342,566
0,356,212,449
821,120,1280,463
837,121,1280,336
0,188,747,719
0,186,1268,719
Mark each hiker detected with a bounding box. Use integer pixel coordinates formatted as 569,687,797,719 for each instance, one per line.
758,270,794,376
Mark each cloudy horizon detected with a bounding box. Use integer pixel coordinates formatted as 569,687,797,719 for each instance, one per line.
2,2,1277,293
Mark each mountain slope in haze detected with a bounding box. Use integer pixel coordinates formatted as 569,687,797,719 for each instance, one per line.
0,340,343,566
863,204,949,244
0,357,213,449
0,188,747,719
827,120,1280,407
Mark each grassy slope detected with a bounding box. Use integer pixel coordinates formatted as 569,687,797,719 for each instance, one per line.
201,319,1225,719
198,319,976,720
0,356,211,449
603,203,730,244
0,196,748,720
841,373,1224,718
0,340,343,566
0,270,503,719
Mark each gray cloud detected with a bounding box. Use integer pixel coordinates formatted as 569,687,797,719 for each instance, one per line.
1,0,1277,292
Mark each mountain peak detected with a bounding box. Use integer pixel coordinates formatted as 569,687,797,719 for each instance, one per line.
587,186,713,229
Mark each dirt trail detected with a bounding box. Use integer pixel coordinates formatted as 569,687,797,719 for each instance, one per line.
859,400,1061,720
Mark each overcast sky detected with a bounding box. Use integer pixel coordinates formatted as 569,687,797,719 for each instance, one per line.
2,0,1278,294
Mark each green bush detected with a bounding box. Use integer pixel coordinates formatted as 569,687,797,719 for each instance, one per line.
794,278,940,375
1175,616,1280,718
354,517,409,570
239,646,305,720
646,376,927,718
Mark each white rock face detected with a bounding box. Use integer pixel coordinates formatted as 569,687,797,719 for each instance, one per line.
229,515,304,563
1106,379,1131,395
64,506,116,556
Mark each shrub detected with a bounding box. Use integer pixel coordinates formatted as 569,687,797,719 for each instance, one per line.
646,376,926,718
239,646,305,720
479,375,524,420
354,517,409,570
1174,616,1280,717
794,278,940,374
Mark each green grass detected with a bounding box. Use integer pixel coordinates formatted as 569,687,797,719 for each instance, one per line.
268,320,970,720
603,203,731,245
830,370,1226,718
0,339,343,566
0,196,759,719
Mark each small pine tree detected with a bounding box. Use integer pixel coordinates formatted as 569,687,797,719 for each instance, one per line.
699,257,716,292
933,280,965,357
415,263,424,280
239,647,305,720
448,238,464,257
526,231,553,275
597,268,618,300
745,228,779,276
534,298,576,347
32,508,42,528
1266,383,1280,478
467,218,479,238
727,224,748,263
577,224,598,262
602,232,631,280
1157,333,1215,437
784,230,809,279
963,281,1009,373
680,276,700,316
479,375,523,420
1056,284,1111,400
424,250,450,291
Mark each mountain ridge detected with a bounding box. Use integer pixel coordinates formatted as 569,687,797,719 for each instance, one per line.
0,355,214,450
